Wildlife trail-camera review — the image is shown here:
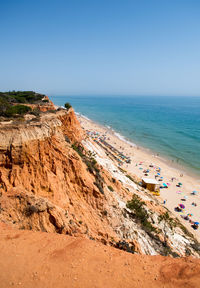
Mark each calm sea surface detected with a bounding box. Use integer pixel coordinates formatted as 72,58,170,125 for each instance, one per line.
50,96,200,176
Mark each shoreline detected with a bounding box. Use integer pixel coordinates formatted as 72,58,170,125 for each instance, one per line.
77,112,200,239
76,112,199,180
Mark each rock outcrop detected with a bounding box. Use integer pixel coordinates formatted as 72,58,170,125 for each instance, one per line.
25,95,56,112
0,108,116,242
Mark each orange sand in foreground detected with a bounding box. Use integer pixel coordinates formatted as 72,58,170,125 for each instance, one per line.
78,115,200,240
0,223,200,288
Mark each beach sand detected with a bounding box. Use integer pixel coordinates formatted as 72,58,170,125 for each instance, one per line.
78,114,200,240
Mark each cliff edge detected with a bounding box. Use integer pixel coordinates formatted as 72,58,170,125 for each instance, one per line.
0,98,200,260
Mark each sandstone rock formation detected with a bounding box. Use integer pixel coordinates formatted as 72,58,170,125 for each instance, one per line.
0,108,116,242
24,95,56,112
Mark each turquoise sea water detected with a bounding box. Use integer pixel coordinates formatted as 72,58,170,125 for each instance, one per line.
50,96,200,176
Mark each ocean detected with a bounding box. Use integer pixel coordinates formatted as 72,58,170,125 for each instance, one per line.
50,95,200,176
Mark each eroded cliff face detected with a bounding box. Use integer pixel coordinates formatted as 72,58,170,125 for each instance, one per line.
0,107,199,257
0,109,117,242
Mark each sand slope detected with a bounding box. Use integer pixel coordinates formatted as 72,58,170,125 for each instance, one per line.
0,224,200,288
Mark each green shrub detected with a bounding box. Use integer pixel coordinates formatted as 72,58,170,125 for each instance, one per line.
0,99,9,115
127,194,145,211
94,181,104,194
0,90,46,118
4,105,31,117
127,195,157,233
64,102,72,110
72,143,84,158
158,212,177,230
108,185,114,192
1,91,44,104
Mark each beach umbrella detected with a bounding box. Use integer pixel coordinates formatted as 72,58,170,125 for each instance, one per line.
187,213,193,217
194,222,199,225
179,204,185,209
157,173,160,175
191,191,197,195
178,182,182,186
184,196,188,199
192,190,198,195
163,183,167,187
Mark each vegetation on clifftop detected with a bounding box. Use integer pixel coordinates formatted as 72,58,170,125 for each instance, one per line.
64,102,72,110
0,91,45,104
0,91,46,117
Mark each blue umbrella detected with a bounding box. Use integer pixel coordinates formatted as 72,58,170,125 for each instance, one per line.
157,173,160,175
163,183,167,187
194,222,199,225
191,191,197,195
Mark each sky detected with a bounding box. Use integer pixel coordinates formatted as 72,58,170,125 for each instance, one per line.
0,0,200,96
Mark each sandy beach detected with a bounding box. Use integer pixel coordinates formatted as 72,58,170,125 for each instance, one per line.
77,114,200,240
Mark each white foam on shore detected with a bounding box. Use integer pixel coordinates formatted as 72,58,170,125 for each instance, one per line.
114,132,136,147
77,111,199,179
75,112,91,121
77,111,136,147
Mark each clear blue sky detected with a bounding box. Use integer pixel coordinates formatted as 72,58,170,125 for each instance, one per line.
1,0,200,96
